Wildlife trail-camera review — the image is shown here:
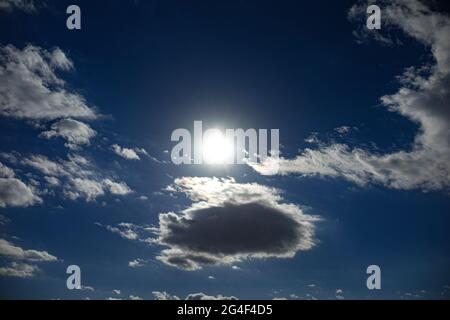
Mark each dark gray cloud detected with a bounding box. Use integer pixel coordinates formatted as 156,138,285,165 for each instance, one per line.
153,177,318,270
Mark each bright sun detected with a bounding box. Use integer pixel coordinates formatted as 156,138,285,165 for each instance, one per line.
202,129,234,164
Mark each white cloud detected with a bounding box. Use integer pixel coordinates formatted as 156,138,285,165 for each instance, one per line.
0,238,57,262
80,285,95,291
0,239,57,278
152,291,180,300
3,152,133,202
128,258,146,268
185,292,238,300
111,144,140,160
129,295,143,300
112,289,121,295
44,176,60,186
334,126,352,134
151,291,237,301
40,118,96,149
0,45,97,121
102,179,132,195
0,262,39,278
21,154,69,177
0,161,14,178
0,164,35,209
151,291,238,300
68,178,104,202
0,0,36,12
250,0,450,192
96,222,141,241
152,177,318,270
0,177,42,207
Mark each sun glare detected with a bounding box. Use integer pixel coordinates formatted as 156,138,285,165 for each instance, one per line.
202,129,234,164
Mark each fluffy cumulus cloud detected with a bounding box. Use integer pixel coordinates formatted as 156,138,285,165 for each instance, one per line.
128,258,146,268
111,144,141,160
39,118,96,149
0,162,41,207
151,177,318,270
0,0,36,12
185,292,238,300
0,239,58,278
0,152,133,203
250,0,450,192
0,45,97,121
0,262,39,278
0,239,57,262
68,178,104,202
0,162,14,178
152,291,238,300
102,179,132,195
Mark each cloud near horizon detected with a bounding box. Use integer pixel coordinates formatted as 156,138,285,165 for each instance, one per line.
0,238,58,278
152,291,238,300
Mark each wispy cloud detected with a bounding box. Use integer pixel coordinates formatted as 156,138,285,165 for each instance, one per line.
250,0,450,192
0,0,37,12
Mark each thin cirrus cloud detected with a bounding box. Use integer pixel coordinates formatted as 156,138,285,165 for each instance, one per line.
249,0,450,192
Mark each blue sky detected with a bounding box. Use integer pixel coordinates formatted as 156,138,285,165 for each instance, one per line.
1,0,450,300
